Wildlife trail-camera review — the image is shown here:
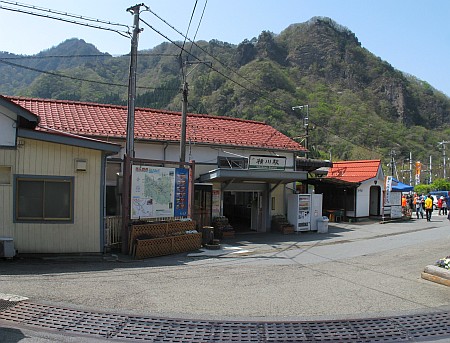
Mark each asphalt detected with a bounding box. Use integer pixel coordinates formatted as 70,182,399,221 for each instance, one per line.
1,214,450,340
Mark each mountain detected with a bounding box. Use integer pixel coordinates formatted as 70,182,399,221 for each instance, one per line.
1,18,450,176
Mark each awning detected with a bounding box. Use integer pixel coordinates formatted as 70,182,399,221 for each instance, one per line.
198,168,307,184
391,178,414,192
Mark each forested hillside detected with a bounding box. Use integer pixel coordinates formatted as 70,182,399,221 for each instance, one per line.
1,17,449,178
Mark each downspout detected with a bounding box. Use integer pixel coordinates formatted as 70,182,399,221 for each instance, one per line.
100,152,107,253
163,142,169,161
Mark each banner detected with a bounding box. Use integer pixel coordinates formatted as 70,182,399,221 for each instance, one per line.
415,161,421,185
384,176,393,206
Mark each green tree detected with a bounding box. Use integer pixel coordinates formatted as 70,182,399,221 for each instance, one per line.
431,178,450,191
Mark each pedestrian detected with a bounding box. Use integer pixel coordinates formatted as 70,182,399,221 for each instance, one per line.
441,196,448,216
401,195,407,215
425,194,433,221
437,196,443,215
415,194,424,219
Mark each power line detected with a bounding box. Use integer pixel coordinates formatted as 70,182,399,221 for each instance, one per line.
190,0,208,54
147,9,306,118
0,53,179,59
0,1,131,38
180,0,198,57
0,58,178,91
0,0,129,28
1,0,381,157
144,12,380,156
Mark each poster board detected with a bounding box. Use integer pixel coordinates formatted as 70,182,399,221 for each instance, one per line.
131,165,189,219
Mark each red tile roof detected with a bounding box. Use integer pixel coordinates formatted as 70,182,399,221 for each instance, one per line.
7,96,305,152
325,159,382,183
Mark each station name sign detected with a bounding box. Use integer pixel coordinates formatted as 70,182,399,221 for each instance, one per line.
249,155,286,170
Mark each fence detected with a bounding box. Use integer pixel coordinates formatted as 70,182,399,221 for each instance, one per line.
104,216,122,250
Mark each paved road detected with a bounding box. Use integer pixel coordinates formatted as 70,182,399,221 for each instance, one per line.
1,215,450,341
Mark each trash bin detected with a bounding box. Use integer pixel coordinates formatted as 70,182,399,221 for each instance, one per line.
200,226,214,246
317,216,329,233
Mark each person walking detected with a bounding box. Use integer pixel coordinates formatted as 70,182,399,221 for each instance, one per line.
441,196,447,216
437,196,443,215
425,194,433,221
415,194,424,219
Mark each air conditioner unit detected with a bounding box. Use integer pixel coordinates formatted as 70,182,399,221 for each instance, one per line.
0,237,16,258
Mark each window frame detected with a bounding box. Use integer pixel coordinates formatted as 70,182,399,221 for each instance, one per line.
217,156,248,169
14,175,74,223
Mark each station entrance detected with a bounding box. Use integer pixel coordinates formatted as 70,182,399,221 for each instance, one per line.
223,191,262,232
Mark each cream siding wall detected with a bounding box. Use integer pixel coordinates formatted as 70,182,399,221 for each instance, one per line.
0,149,15,237
1,138,103,253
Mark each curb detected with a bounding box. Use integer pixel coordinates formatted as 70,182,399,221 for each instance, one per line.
421,265,450,287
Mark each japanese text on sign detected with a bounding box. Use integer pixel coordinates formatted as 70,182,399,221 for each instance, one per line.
249,155,286,170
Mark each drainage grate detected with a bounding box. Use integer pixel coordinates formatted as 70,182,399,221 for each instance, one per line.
0,301,449,342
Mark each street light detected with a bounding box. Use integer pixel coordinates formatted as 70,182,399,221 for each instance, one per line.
292,105,309,158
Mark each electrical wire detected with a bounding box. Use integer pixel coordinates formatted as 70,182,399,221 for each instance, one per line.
0,0,380,156
0,2,131,38
148,8,279,105
141,13,380,156
190,0,208,54
0,58,179,91
0,53,179,59
180,0,198,56
0,0,129,28
139,18,262,103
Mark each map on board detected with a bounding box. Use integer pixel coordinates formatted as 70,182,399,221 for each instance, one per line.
131,166,175,219
131,165,189,219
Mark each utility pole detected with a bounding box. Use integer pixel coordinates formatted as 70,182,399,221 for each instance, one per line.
390,149,395,177
179,61,211,162
122,3,144,254
409,152,412,186
438,141,450,179
180,81,188,162
292,105,309,158
429,155,432,184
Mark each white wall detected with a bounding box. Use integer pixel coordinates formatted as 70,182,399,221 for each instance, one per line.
0,108,17,146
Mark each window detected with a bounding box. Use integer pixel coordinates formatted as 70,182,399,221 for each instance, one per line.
0,166,11,185
15,176,74,222
217,157,247,169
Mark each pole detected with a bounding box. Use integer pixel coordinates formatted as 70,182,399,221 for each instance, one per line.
390,150,395,176
180,81,188,162
438,141,449,179
444,144,447,179
409,152,412,186
291,104,309,158
125,4,142,158
429,155,432,184
304,105,309,159
122,4,143,254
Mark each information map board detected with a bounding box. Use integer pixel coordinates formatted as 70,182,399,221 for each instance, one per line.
131,165,189,219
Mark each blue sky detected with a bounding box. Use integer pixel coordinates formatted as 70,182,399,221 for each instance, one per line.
1,0,449,96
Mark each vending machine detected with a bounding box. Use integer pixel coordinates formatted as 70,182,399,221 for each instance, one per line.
287,193,323,232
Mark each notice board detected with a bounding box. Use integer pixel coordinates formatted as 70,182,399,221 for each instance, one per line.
131,165,189,219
